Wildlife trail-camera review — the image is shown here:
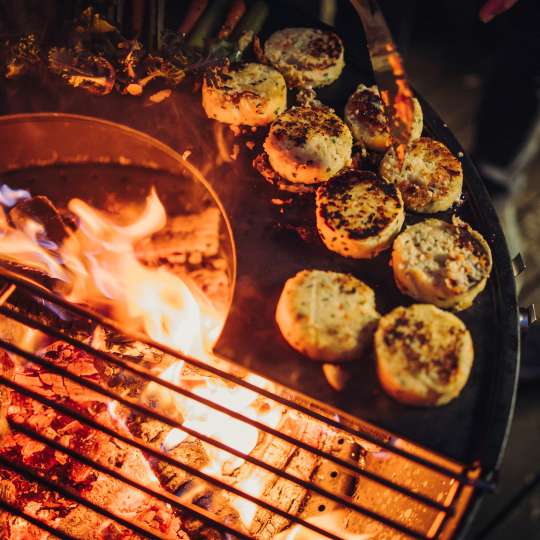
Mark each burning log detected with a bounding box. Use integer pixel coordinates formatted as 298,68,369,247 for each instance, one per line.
91,328,180,399
135,205,229,311
136,207,221,264
9,195,72,246
127,414,209,493
126,411,248,539
0,354,12,442
0,192,73,293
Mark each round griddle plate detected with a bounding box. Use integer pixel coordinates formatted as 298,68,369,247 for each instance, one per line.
0,0,518,495
214,4,519,477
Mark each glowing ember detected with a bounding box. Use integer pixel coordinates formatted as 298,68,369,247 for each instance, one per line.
231,472,267,528
275,510,371,540
147,363,284,524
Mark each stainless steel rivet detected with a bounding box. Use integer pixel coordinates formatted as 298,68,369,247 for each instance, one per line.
512,253,526,277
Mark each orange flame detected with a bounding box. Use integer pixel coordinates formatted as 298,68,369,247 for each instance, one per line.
275,510,372,539
0,185,285,530
0,187,221,356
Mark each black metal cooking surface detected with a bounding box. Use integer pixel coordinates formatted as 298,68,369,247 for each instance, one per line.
0,1,519,481
213,4,520,475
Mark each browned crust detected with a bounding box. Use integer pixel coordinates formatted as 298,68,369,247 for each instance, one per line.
345,87,387,131
270,106,347,146
317,169,402,240
253,152,317,193
375,304,474,406
265,29,344,88
380,137,463,212
204,63,262,105
300,31,343,69
380,309,463,385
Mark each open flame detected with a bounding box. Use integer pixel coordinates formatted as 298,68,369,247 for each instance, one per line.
152,364,284,528
0,184,285,530
63,190,214,356
275,510,372,540
0,186,218,356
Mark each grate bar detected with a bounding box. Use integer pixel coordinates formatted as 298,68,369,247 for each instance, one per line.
0,372,346,540
0,340,431,540
0,266,486,490
0,455,167,540
0,301,452,515
8,415,349,540
0,498,76,540
0,373,347,540
7,419,249,540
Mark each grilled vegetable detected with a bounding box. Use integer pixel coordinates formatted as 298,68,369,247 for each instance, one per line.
188,0,231,49
219,0,247,39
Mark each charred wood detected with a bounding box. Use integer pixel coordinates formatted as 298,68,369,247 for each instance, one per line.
126,410,247,539
9,195,71,246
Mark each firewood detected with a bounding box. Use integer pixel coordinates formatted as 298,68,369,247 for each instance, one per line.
9,195,71,246
126,410,249,538
136,207,221,263
127,413,209,493
250,417,325,538
0,342,193,539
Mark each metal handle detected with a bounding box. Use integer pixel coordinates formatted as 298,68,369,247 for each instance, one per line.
519,304,537,332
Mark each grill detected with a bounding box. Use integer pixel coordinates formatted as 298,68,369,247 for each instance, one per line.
0,1,521,537
0,265,486,540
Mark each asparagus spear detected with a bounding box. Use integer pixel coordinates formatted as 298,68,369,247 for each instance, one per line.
231,0,269,41
188,0,230,49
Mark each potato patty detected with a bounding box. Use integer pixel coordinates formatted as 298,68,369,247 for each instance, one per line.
375,304,474,406
264,106,353,185
276,269,380,362
316,169,405,258
391,217,492,311
380,137,463,213
202,62,287,126
344,84,423,152
264,27,345,88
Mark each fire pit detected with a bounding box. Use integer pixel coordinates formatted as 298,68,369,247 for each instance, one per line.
0,112,509,540
0,2,521,538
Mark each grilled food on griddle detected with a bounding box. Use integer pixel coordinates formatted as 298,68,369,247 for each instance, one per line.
276,269,380,362
380,137,463,213
344,84,423,153
261,106,353,189
391,217,492,311
315,169,405,259
202,62,287,126
264,28,345,89
375,304,474,406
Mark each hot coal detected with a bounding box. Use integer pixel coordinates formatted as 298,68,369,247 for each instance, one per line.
0,342,189,539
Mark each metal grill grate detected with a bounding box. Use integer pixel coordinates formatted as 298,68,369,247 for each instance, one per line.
0,267,491,540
